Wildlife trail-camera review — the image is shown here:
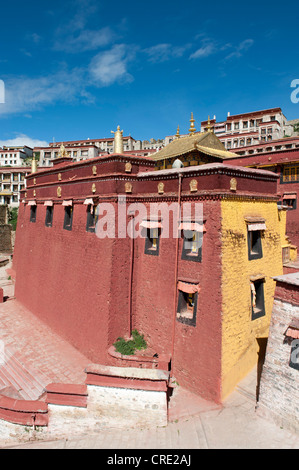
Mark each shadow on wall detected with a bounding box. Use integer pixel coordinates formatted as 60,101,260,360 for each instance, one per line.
256,337,268,401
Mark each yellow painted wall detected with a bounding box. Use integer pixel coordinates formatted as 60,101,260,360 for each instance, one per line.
220,199,284,400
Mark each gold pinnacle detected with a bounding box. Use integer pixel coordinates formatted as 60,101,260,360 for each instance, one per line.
189,112,196,135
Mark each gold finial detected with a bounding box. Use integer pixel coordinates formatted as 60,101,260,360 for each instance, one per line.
31,156,37,173
207,116,211,132
111,125,124,154
189,112,196,135
175,125,180,139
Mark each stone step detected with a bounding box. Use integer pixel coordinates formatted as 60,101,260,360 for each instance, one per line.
0,348,49,400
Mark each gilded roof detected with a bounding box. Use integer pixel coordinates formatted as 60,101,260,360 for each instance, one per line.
152,132,238,161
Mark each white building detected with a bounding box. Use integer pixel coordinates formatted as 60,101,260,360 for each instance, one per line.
0,146,33,167
200,108,289,149
0,167,29,206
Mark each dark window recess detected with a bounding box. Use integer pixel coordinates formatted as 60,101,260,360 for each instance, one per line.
251,279,266,320
63,206,73,231
30,206,37,223
144,228,160,256
45,206,53,227
86,205,97,232
181,230,202,262
283,198,297,210
248,230,263,260
177,290,198,326
289,339,299,371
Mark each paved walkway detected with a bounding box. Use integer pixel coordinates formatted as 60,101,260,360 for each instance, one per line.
0,261,298,449
0,262,90,400
3,377,299,449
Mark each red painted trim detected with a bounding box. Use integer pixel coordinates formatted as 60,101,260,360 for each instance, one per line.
108,345,157,365
46,383,88,408
85,372,168,392
108,347,170,371
275,282,299,306
0,395,48,426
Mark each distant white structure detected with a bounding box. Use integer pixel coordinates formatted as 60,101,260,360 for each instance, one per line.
0,146,33,167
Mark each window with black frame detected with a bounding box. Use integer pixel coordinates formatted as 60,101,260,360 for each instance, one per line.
180,221,204,262
45,206,54,227
283,195,297,210
86,204,97,232
250,278,266,320
176,281,200,326
140,219,161,256
63,205,73,231
30,205,37,222
246,219,266,260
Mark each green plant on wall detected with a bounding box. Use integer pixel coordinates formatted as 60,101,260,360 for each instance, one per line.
8,207,18,231
113,329,147,356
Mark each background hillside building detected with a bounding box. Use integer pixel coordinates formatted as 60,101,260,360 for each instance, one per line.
0,167,28,206
0,146,33,167
200,108,291,149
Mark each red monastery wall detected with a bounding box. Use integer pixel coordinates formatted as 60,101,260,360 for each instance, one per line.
14,201,114,363
130,198,223,401
12,157,280,404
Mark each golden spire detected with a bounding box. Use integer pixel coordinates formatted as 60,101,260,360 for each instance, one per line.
111,125,124,154
207,115,211,132
189,112,196,135
31,156,37,173
175,125,180,139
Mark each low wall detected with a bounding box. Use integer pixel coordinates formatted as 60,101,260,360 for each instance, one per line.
0,225,12,253
107,346,171,371
0,395,48,426
0,364,170,438
85,364,169,428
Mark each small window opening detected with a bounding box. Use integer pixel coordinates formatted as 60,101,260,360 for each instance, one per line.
144,227,160,255
181,229,202,262
45,206,53,227
63,206,73,231
86,204,97,232
176,285,198,327
248,230,263,260
30,206,36,223
250,279,266,320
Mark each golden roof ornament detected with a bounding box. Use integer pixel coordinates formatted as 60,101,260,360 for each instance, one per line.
58,143,67,159
175,125,180,139
188,112,196,135
111,125,124,154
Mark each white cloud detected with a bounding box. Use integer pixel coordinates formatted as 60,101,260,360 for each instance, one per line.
189,43,216,59
27,33,42,44
53,27,115,53
89,44,135,86
143,43,189,63
0,68,91,116
223,39,254,61
0,134,48,148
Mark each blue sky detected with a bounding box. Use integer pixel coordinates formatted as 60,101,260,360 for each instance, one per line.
0,0,299,147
